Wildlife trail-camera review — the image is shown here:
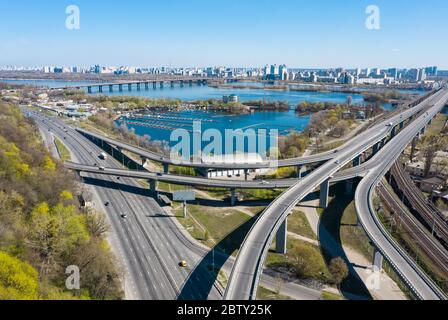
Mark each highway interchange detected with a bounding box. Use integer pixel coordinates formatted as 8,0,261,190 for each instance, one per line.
24,106,325,301
224,88,448,300
75,127,337,170
25,107,224,300
22,87,448,301
355,91,448,300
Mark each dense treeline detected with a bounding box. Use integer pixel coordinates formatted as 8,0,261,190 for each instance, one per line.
192,99,251,114
0,103,123,300
50,89,183,110
243,100,290,111
363,90,406,103
89,112,167,155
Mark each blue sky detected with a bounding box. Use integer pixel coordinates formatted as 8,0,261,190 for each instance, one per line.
1,0,447,68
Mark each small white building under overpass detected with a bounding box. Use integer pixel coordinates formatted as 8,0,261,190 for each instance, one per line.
202,153,271,178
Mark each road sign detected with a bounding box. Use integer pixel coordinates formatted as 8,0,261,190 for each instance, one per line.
173,190,196,202
173,190,195,219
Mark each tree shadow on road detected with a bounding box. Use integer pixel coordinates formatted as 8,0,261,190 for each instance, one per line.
178,214,260,300
318,182,373,300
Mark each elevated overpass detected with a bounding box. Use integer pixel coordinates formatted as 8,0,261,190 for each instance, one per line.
76,127,337,172
354,91,448,300
50,77,209,93
73,86,441,174
223,89,448,300
63,160,368,190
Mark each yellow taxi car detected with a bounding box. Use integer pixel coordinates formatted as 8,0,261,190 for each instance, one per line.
179,260,188,268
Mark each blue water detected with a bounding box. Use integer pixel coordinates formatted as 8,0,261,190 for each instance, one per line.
1,78,367,105
1,79,97,88
117,110,310,149
87,83,369,107
2,78,425,149
1,78,424,106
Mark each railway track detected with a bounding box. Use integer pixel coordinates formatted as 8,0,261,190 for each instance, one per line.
377,181,448,276
390,162,448,245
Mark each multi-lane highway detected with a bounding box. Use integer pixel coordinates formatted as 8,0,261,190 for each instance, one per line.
355,90,448,300
23,88,448,301
224,89,448,300
25,106,329,301
24,107,224,300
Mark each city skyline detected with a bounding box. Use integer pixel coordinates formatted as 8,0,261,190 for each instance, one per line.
1,0,448,307
1,0,448,68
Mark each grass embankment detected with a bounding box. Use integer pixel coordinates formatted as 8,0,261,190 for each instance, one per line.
426,114,448,136
321,291,344,300
319,183,376,299
54,138,71,162
265,238,332,283
257,286,294,300
261,167,298,179
314,140,345,154
288,210,317,240
173,203,259,256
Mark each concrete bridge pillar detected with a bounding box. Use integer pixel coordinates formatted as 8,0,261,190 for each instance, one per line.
119,84,123,92
352,155,361,167
373,249,384,271
75,170,83,182
319,178,330,208
296,165,307,178
149,180,158,195
197,167,209,178
87,86,92,94
160,81,164,88
391,126,397,138
170,81,174,88
296,165,301,177
230,188,237,206
345,179,354,195
372,142,380,155
109,85,113,92
141,156,147,167
128,84,132,91
98,86,103,93
180,80,184,87
189,80,193,86
153,82,157,89
420,126,426,135
399,122,404,130
144,82,149,90
137,83,141,91
244,169,249,181
163,163,169,174
116,146,125,166
276,218,288,254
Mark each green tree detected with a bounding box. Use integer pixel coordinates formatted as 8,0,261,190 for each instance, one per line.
328,257,349,286
288,242,328,280
43,156,56,172
0,251,39,300
419,135,447,177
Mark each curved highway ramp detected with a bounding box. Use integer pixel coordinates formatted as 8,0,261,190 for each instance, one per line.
224,89,448,300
